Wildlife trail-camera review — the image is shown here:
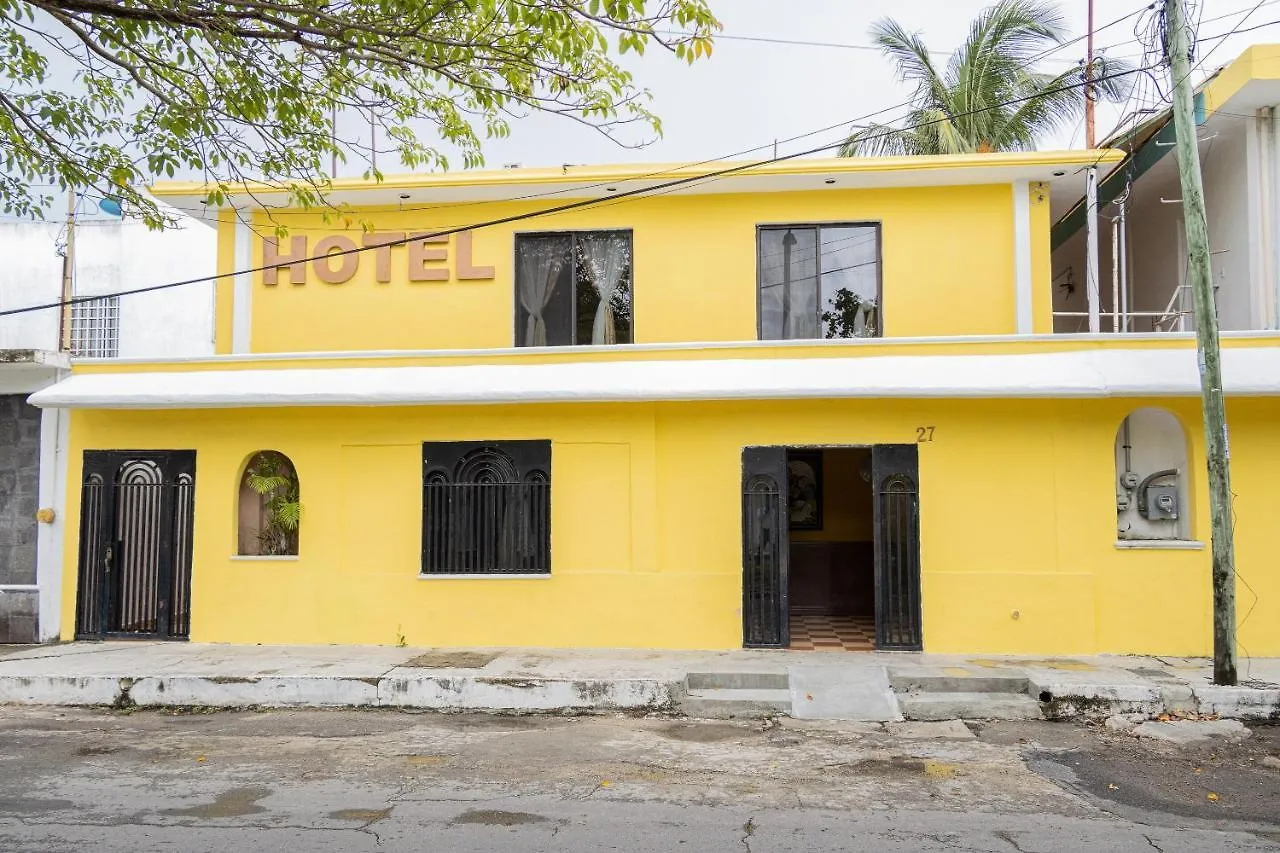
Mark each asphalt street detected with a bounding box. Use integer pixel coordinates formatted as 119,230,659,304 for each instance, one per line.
0,708,1276,852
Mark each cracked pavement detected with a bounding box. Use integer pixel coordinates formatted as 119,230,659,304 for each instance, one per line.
0,707,1276,851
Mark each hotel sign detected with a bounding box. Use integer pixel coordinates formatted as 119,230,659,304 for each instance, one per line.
261,230,495,285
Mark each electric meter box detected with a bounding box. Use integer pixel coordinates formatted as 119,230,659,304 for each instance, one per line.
1145,484,1179,520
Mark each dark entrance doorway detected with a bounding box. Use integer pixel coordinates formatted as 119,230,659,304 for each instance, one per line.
75,450,197,640
741,444,922,651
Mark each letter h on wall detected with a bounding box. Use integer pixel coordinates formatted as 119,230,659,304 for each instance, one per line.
262,236,307,285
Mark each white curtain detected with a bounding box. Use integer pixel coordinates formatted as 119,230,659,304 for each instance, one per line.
517,240,566,346
579,233,630,345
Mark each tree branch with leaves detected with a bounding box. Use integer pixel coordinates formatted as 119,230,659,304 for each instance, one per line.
0,0,718,227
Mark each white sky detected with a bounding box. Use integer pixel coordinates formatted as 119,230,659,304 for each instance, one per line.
334,0,1280,174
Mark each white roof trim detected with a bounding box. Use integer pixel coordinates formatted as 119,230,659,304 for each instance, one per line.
27,347,1280,410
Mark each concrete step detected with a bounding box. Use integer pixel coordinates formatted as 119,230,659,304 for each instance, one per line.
686,671,789,691
888,670,1030,695
678,688,793,718
897,692,1043,721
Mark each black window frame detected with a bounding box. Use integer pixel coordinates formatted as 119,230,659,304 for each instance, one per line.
513,229,635,347
421,440,551,576
755,221,883,341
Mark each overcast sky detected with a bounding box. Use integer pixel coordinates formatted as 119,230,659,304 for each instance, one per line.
330,0,1279,175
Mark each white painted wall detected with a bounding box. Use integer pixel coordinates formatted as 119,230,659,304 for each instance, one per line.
1114,407,1191,541
0,222,62,350
1202,122,1253,331
0,211,216,358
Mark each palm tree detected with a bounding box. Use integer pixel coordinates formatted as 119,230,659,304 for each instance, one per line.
842,0,1129,156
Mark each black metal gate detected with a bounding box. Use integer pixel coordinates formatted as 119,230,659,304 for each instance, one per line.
741,446,788,648
872,444,923,650
75,451,196,640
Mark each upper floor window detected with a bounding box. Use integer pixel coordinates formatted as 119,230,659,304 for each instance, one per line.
69,295,120,358
515,231,633,347
758,224,880,340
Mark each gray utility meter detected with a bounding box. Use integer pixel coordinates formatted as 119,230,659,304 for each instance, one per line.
1136,469,1179,521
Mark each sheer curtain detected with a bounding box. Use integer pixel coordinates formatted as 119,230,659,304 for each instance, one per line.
517,239,567,346
578,233,630,345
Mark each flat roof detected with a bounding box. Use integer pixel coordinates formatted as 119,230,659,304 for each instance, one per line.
152,151,1125,214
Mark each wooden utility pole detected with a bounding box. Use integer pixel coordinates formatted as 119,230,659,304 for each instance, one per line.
1166,0,1237,686
1085,0,1096,149
58,189,76,351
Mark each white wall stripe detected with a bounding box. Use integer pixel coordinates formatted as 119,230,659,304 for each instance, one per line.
1013,180,1033,334
231,221,253,354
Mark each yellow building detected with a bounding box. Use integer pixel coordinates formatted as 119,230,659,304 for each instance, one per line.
30,149,1280,656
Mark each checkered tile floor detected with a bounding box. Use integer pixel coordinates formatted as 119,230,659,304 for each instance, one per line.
788,613,877,652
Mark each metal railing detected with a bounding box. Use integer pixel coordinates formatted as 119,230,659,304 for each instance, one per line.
1053,283,1193,333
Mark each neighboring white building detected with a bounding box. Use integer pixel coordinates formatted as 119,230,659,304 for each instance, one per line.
0,205,215,642
1052,45,1280,335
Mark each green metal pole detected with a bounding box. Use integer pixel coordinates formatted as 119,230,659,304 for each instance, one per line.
1165,0,1237,686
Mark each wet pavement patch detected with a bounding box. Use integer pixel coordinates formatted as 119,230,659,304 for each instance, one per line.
451,809,548,827
329,807,392,825
832,757,928,776
0,797,74,814
403,651,498,669
1028,725,1280,829
162,786,271,818
658,722,751,743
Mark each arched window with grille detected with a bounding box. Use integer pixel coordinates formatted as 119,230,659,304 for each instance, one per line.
421,441,551,575
237,450,301,556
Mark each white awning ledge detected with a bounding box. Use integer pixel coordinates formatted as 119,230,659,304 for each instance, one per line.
26,347,1280,410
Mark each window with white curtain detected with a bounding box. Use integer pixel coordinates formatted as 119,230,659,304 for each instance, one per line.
757,223,881,340
514,231,633,346
69,296,120,359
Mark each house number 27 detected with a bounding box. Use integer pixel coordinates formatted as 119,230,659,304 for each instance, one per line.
916,426,936,442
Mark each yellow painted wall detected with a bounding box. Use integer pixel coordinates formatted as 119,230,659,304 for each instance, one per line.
59,395,1280,655
231,184,1018,353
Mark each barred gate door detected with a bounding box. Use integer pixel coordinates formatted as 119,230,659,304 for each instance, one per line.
872,444,923,650
741,446,789,648
75,451,196,640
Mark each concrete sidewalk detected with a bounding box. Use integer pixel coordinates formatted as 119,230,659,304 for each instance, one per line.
0,642,1277,722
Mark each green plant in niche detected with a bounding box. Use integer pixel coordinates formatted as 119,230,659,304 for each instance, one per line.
245,451,301,556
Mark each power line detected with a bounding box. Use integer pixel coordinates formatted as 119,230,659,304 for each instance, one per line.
153,0,1161,229
0,63,1154,320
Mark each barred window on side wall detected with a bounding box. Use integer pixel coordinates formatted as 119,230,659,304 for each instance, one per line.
69,295,120,359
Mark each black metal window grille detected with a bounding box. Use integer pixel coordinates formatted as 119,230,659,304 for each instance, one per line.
422,441,551,575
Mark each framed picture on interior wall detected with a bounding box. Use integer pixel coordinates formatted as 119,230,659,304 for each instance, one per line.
787,450,823,530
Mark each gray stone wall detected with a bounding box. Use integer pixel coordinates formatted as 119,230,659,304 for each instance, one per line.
0,394,41,642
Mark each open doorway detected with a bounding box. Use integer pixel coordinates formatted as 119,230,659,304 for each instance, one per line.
787,447,876,651
742,444,922,651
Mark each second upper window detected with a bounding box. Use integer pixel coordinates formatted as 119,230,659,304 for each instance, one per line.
515,231,633,347
758,223,881,340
